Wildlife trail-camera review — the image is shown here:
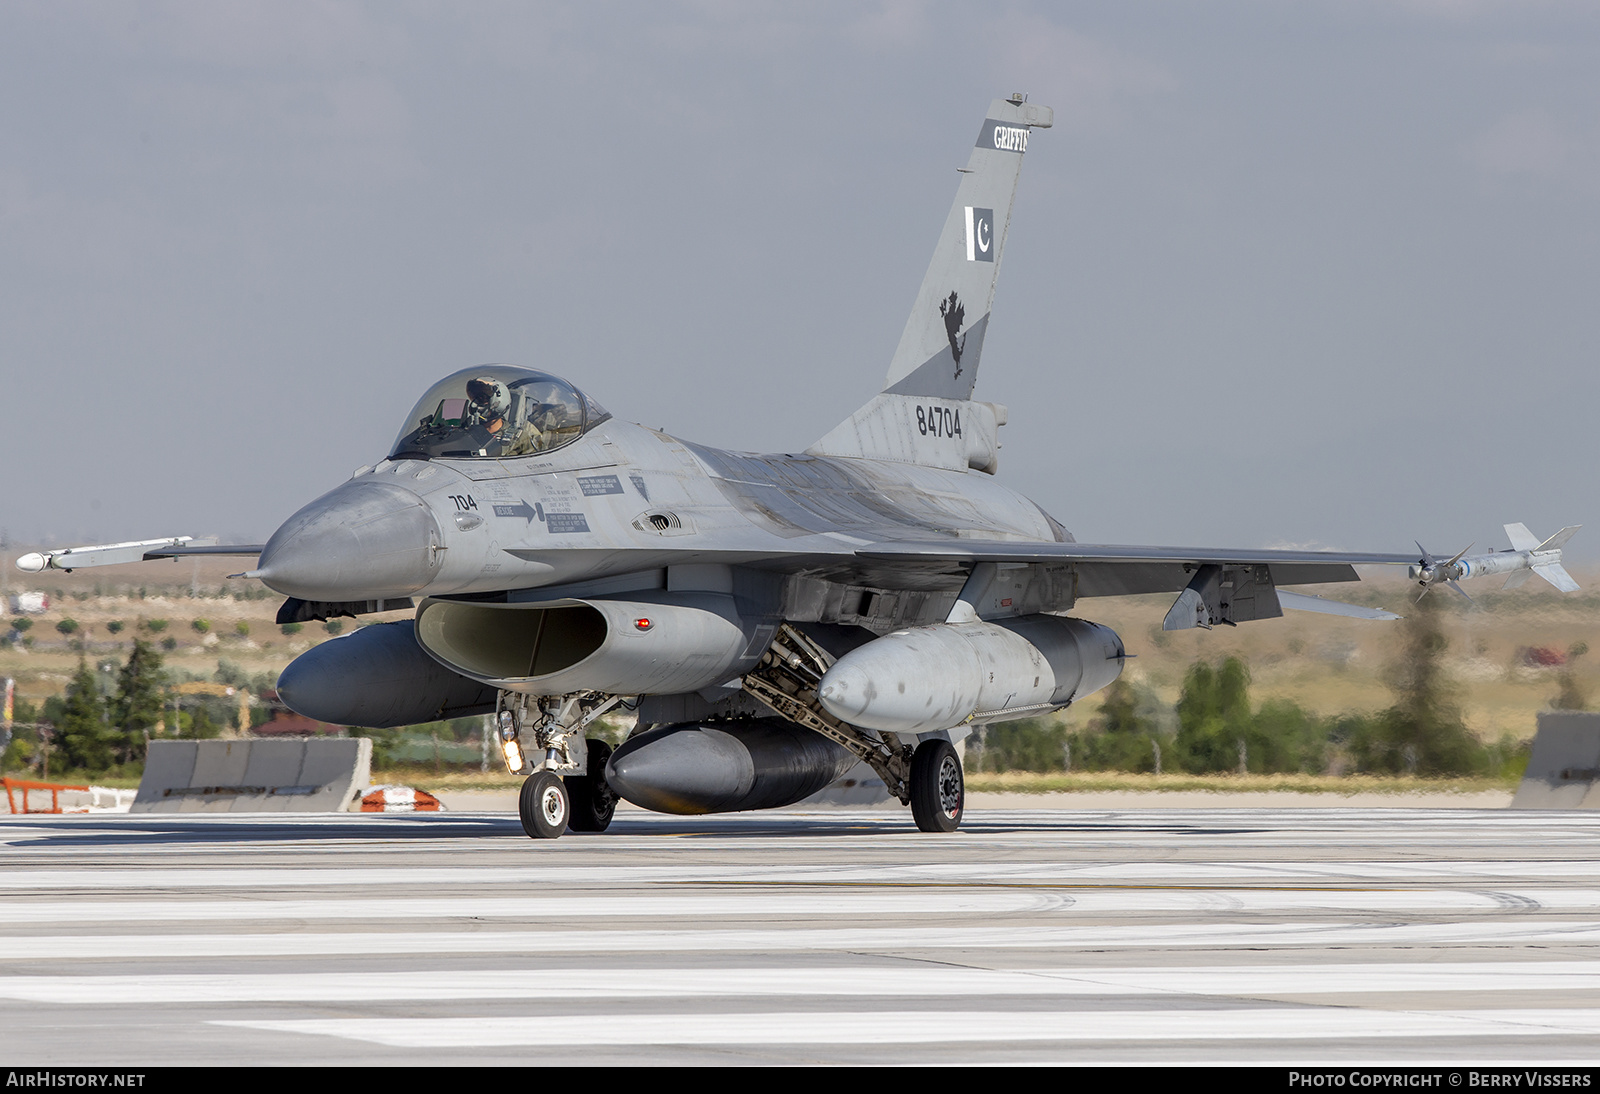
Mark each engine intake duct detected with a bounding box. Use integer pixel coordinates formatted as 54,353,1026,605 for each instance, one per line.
414,592,755,696
605,718,857,815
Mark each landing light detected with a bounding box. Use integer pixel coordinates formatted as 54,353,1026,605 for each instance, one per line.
501,739,525,773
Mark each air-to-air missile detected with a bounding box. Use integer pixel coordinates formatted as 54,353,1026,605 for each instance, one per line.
1411,523,1581,600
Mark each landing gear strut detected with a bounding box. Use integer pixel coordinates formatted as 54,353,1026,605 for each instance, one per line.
909,738,963,833
499,691,623,841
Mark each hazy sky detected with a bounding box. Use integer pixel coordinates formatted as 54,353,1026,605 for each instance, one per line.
3,1,1597,562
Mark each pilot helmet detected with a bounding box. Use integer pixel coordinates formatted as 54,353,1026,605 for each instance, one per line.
465,377,511,420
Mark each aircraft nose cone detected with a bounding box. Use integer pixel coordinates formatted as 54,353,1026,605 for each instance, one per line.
257,479,442,601
604,726,755,815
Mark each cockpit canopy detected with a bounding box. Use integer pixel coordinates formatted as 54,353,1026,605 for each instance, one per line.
390,366,610,460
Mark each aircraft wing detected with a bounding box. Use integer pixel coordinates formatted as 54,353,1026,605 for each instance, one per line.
856,539,1418,599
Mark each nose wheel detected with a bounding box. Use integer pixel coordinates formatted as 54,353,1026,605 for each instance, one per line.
909,738,964,833
519,771,570,839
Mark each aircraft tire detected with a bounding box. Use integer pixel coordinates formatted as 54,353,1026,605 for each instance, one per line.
519,771,569,839
566,740,617,833
909,738,963,833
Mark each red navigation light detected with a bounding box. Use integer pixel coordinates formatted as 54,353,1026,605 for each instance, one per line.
634,618,653,631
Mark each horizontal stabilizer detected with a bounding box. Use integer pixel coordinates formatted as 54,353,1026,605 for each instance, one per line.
1534,563,1581,593
1277,590,1400,621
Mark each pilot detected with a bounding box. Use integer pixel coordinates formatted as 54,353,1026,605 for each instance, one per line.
503,398,553,456
465,377,512,438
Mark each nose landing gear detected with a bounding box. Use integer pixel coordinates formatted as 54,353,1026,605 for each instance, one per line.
519,771,570,839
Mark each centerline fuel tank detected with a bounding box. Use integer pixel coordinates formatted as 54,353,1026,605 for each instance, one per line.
604,718,857,815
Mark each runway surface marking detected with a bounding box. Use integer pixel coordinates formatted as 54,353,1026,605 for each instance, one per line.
3,860,1597,887
6,962,1600,1004
215,1009,1600,1048
2,888,1595,923
3,808,1597,1064
8,919,1600,961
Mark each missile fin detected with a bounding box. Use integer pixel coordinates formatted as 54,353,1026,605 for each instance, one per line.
1504,523,1541,552
1536,525,1582,554
1533,563,1581,594
1502,569,1532,591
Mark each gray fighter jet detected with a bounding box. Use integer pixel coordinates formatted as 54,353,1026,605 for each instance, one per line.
20,95,1579,837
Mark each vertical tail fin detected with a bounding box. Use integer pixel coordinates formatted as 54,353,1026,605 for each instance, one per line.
882,96,1053,400
809,96,1051,474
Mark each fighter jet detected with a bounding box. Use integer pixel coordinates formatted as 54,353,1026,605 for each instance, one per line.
18,95,1579,837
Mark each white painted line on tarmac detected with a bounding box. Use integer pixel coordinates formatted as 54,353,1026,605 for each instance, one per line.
6,919,1600,961
1,886,1594,924
3,859,1598,889
6,962,1600,1004
213,1008,1600,1047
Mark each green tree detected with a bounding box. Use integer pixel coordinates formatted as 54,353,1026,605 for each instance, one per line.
1072,678,1166,771
1173,657,1253,773
55,618,79,636
180,704,223,740
110,639,168,764
1348,596,1485,775
1172,656,1331,774
55,659,113,772
978,718,1068,772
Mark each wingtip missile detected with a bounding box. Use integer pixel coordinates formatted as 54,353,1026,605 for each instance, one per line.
12,537,194,573
1411,523,1580,597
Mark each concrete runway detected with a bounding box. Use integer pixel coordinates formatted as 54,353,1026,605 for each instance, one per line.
1,806,1598,1065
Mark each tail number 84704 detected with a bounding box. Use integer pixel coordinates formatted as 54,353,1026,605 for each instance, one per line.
916,405,962,439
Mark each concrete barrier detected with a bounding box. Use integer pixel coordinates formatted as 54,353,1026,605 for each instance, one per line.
1511,711,1600,809
131,738,372,813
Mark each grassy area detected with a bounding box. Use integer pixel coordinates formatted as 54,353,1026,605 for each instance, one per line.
965,771,1519,795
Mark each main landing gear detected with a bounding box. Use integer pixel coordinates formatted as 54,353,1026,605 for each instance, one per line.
909,738,964,833
740,624,967,834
